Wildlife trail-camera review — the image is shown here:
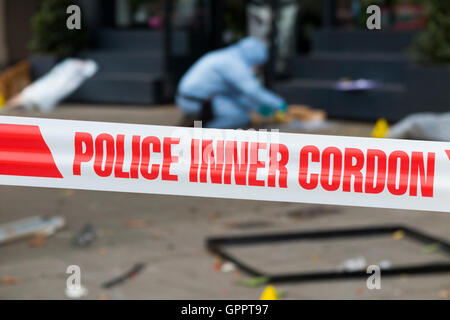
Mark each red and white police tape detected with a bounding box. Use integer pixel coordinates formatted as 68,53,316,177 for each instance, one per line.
1,116,449,212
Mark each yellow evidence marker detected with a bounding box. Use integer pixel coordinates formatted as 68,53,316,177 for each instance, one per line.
372,118,389,138
260,285,279,300
0,93,5,108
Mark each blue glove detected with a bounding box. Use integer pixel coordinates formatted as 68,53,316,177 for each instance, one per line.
258,105,274,117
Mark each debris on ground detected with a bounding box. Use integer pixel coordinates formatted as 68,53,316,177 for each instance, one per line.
220,262,236,273
213,257,223,272
126,219,150,229
72,224,97,248
260,285,279,300
287,105,326,122
253,104,327,132
421,243,441,254
387,112,450,141
311,255,320,262
28,233,47,247
0,216,65,245
392,230,405,241
438,289,449,299
65,285,88,299
2,275,20,285
237,276,270,288
339,256,367,272
97,293,108,300
102,263,146,289
283,105,328,131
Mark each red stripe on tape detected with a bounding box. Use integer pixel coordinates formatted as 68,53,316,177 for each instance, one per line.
0,124,63,178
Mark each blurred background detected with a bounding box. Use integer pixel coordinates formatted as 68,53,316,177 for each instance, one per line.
0,0,449,300
1,0,449,119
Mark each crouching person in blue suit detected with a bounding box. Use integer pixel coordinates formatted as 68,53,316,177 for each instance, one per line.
176,37,288,128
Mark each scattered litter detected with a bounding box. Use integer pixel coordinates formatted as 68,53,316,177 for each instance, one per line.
213,257,223,272
2,275,19,285
102,263,146,289
387,112,450,141
311,255,320,262
260,285,279,300
65,285,88,299
126,219,150,229
28,233,47,247
208,225,450,284
438,289,449,299
221,262,236,273
339,256,367,272
392,230,405,241
281,105,328,132
355,288,364,296
72,224,97,248
0,216,65,245
237,276,269,288
421,243,441,254
335,78,379,91
287,105,326,123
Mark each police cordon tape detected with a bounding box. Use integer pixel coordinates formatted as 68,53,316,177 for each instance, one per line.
1,116,449,213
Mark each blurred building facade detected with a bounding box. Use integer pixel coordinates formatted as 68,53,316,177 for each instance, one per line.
1,0,449,121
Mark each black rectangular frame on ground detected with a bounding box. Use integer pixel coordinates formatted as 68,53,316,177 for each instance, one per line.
206,225,450,283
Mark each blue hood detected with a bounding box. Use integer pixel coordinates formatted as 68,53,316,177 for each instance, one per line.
236,37,268,67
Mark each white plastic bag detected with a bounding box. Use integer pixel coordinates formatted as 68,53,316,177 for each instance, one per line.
388,112,450,141
20,58,98,112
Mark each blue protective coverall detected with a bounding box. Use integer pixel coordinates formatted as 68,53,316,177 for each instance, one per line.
176,37,286,128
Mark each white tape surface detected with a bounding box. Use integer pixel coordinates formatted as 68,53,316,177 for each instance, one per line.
1,116,449,212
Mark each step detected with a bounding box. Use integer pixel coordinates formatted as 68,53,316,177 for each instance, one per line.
274,79,408,121
94,29,189,55
69,72,162,105
95,29,163,51
78,50,164,74
312,30,418,53
292,52,410,82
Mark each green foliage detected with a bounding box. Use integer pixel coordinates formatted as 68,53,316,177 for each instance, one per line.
414,0,450,64
30,0,87,57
